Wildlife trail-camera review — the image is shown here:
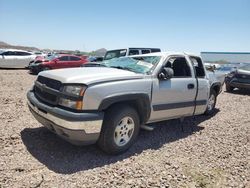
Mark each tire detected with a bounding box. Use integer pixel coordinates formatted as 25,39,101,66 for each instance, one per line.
41,67,50,72
226,84,234,92
97,104,140,155
204,90,217,115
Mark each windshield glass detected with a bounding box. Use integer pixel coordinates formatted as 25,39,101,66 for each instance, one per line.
104,49,127,60
102,56,161,74
239,64,250,71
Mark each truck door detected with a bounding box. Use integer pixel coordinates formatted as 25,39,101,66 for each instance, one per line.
150,56,198,122
189,56,210,115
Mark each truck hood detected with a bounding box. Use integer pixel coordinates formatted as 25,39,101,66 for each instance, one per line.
39,67,144,85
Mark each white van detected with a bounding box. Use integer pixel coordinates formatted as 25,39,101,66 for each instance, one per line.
103,47,161,60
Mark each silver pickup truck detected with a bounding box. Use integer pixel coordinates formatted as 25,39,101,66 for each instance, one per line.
27,52,223,154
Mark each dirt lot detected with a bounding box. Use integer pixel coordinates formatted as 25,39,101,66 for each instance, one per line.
0,69,249,188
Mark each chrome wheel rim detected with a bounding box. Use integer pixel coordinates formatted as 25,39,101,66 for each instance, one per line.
114,116,135,147
207,94,215,111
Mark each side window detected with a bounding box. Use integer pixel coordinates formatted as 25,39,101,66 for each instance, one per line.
23,52,32,56
165,57,191,77
59,56,69,61
16,51,31,56
69,56,81,61
190,57,205,78
151,49,161,53
141,49,150,54
3,51,15,56
128,49,139,55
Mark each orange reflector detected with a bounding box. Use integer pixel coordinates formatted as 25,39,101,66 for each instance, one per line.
76,87,85,110
76,101,83,110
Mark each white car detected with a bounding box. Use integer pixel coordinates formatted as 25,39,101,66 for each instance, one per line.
0,49,37,68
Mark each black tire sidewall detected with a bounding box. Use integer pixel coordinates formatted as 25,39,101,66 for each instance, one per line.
98,105,140,154
226,84,234,92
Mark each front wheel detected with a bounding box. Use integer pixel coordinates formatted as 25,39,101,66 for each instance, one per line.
204,90,217,115
98,105,140,155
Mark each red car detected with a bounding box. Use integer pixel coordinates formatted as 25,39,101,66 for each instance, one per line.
29,54,88,74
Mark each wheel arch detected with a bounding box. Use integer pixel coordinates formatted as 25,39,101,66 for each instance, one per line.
210,82,221,96
98,93,151,124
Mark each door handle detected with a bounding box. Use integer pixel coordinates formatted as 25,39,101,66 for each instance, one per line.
187,83,195,89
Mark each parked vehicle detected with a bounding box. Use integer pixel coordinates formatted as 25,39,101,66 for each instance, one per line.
103,48,161,60
0,49,37,68
225,64,250,91
33,51,47,57
27,52,223,154
88,56,104,62
28,54,88,74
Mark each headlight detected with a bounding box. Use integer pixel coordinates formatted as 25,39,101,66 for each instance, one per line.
63,85,86,96
58,85,87,110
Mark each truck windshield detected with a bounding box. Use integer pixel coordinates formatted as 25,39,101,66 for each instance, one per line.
102,56,161,74
104,49,127,60
239,64,250,71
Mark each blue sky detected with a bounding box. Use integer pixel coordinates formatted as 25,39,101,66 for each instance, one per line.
0,0,249,53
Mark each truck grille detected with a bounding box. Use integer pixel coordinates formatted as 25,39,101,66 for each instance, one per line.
37,76,62,90
34,76,62,105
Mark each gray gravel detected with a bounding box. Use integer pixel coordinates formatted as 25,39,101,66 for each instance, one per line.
0,69,249,188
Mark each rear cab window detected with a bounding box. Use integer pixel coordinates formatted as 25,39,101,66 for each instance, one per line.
141,49,151,54
104,49,127,60
128,49,139,55
150,48,161,53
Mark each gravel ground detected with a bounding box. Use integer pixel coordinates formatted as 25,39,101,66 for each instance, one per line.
0,69,249,188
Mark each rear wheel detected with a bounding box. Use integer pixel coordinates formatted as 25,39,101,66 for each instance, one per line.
204,90,217,115
226,84,234,92
98,105,140,154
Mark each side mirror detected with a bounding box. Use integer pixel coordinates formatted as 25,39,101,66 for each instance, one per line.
54,58,59,63
158,67,174,80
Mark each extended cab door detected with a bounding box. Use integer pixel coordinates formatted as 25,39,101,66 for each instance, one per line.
189,56,210,115
150,56,198,122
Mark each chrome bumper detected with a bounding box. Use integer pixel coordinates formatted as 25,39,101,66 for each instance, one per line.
27,91,104,145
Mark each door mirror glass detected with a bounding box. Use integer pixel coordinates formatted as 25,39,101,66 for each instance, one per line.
158,67,174,80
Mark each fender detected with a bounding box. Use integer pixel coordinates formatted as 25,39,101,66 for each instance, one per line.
98,93,151,124
210,82,222,95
